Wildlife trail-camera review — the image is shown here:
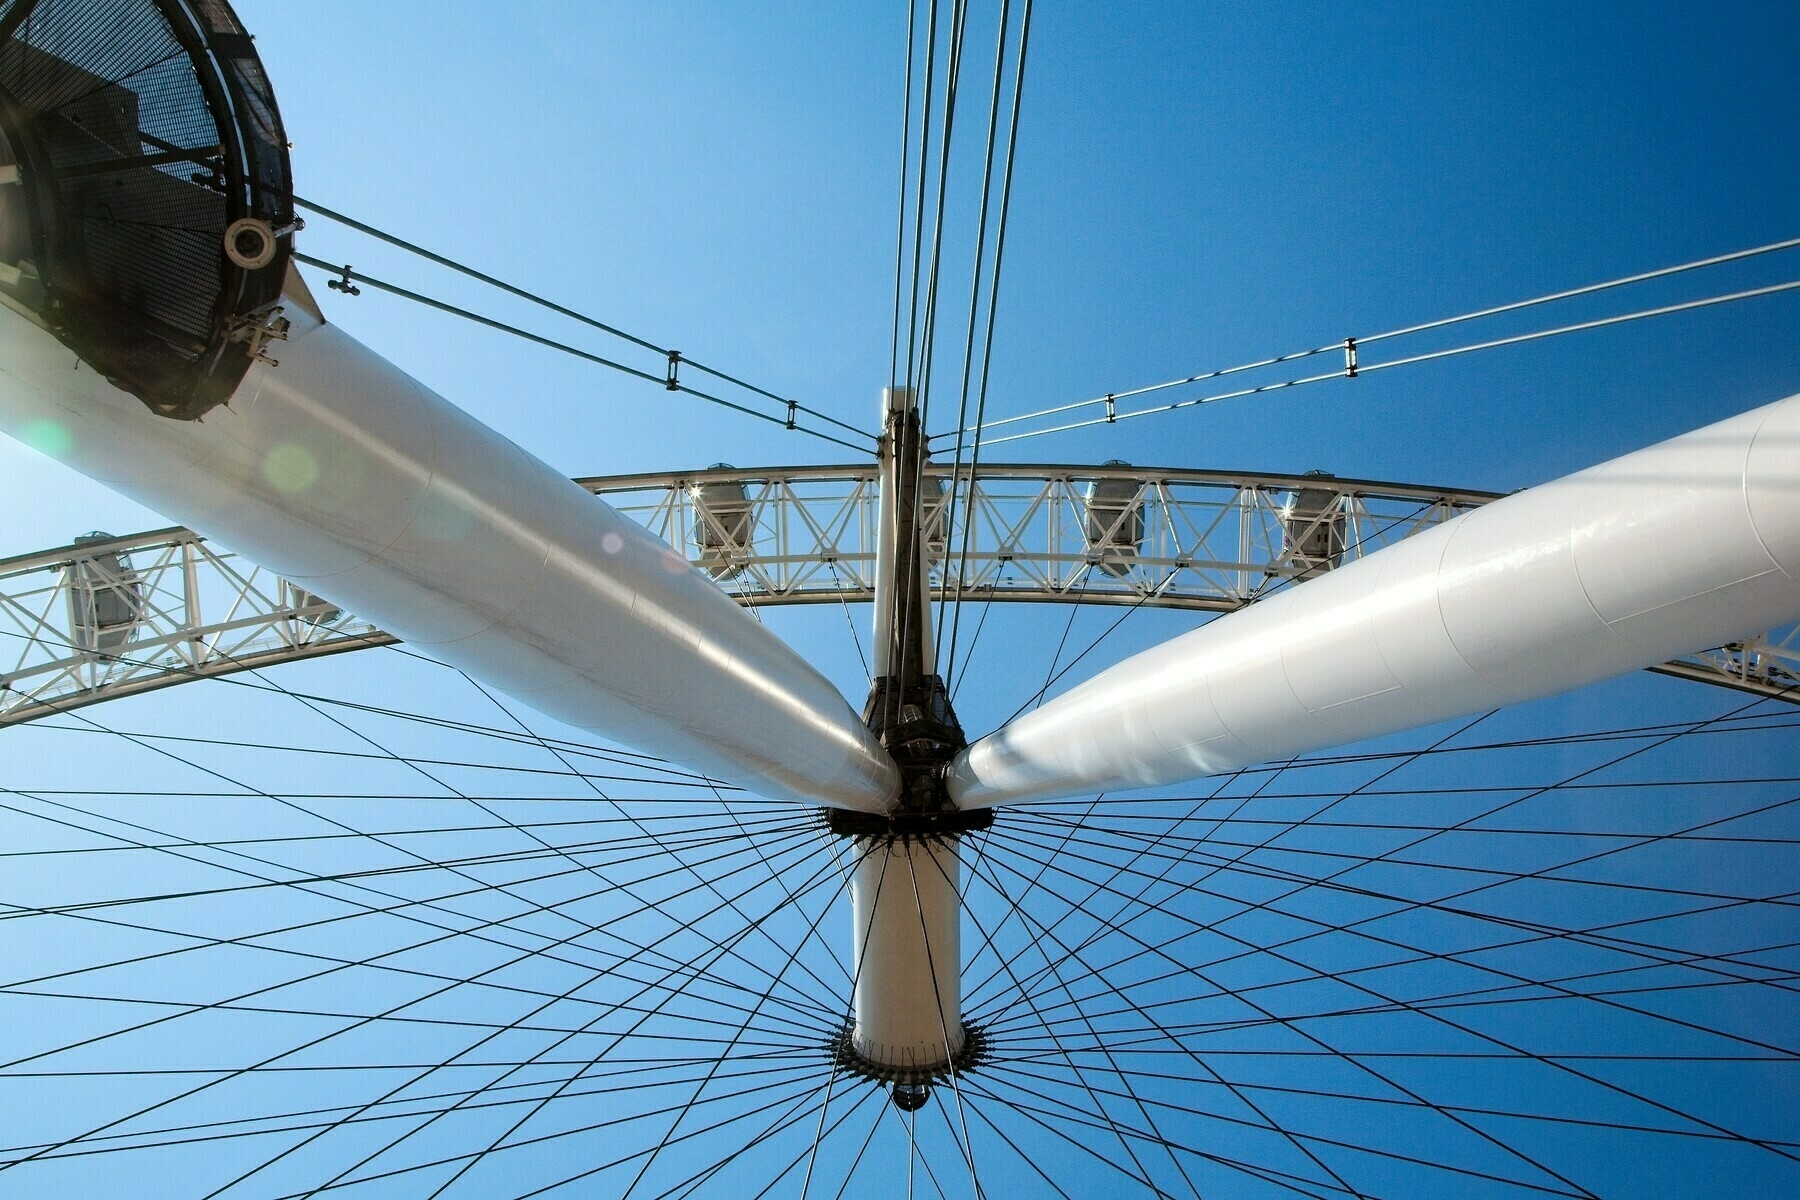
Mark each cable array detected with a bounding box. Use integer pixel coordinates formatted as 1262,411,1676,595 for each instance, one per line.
289,199,876,452
936,235,1800,447
937,0,1033,684
882,0,1036,692
6,647,1797,1196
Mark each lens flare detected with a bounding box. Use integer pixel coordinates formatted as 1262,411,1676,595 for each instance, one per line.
262,443,318,493
18,417,70,458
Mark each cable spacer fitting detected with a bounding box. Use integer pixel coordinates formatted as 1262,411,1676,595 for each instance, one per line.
326,264,360,296
665,350,681,391
1344,337,1358,378
1105,393,1116,423
786,399,798,429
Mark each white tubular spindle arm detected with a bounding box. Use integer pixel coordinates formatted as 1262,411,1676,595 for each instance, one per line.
948,392,1800,809
0,277,899,812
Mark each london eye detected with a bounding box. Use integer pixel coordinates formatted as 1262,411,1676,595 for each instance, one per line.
0,3,1797,1197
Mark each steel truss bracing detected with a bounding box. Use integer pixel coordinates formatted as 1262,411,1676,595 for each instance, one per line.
3,462,1796,728
0,527,388,726
594,462,1500,610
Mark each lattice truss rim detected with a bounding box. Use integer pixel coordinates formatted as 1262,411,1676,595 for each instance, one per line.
1,461,1793,726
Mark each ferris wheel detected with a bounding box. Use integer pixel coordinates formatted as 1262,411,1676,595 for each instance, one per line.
0,1,1798,1198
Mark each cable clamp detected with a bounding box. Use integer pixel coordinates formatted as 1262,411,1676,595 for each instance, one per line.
785,399,798,429
665,349,682,391
1105,393,1116,423
1344,337,1358,378
326,264,360,296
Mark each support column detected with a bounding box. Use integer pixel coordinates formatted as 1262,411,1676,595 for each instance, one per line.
849,837,965,1075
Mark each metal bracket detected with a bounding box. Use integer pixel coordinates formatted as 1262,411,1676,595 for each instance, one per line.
824,803,993,841
326,264,360,296
665,349,682,391
225,305,290,367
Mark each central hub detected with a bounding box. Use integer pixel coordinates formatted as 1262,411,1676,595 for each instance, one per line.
861,672,966,812
825,805,994,840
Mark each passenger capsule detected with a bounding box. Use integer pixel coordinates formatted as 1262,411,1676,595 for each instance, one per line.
286,581,342,629
1282,470,1347,579
66,533,141,657
1083,461,1145,578
0,0,297,420
692,465,754,579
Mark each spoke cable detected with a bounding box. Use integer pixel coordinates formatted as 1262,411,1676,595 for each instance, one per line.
292,252,873,454
940,236,1800,445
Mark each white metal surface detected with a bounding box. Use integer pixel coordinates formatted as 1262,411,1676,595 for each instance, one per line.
0,277,898,812
870,386,935,677
949,392,1800,808
871,389,901,677
849,836,965,1072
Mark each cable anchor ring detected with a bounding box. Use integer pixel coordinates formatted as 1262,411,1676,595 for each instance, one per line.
222,216,304,270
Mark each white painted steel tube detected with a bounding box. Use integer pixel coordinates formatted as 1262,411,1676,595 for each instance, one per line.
850,836,964,1072
949,392,1800,809
870,390,902,678
0,279,899,811
871,386,933,679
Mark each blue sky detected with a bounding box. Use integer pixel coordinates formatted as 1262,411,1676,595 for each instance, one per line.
7,1,1800,540
1,3,1797,1196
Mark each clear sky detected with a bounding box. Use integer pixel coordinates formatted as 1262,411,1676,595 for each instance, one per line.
0,3,1797,1197
6,0,1799,547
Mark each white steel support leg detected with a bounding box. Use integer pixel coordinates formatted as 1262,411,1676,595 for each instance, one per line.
850,836,964,1075
948,391,1800,809
0,276,900,812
